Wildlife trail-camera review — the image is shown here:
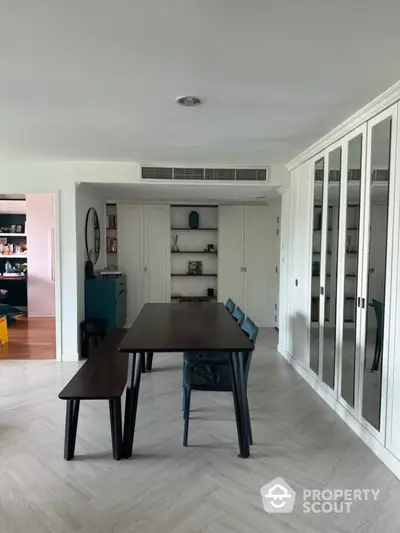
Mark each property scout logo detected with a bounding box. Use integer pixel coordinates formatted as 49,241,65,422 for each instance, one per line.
260,477,379,514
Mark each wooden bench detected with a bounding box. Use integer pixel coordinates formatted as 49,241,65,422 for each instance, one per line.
59,330,128,461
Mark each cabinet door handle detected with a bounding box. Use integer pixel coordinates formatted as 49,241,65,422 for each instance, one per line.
362,297,366,309
357,297,361,308
320,286,324,296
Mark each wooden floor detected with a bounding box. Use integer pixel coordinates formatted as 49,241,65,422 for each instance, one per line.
0,329,399,532
0,317,56,359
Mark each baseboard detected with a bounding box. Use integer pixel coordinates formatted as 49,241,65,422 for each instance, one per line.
257,321,274,328
277,349,400,481
277,345,292,363
61,351,80,363
27,313,56,318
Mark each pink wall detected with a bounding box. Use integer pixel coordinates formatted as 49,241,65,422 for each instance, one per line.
26,194,55,317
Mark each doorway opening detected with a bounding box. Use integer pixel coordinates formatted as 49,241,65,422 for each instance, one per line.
0,194,57,359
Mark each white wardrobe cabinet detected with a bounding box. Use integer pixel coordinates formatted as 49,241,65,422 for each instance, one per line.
284,102,400,478
117,204,170,325
218,205,275,327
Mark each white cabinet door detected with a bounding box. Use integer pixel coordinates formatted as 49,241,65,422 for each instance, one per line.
117,204,144,325
144,205,171,303
218,206,244,306
243,206,269,326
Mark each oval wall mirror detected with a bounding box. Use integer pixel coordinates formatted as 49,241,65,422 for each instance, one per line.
85,207,100,265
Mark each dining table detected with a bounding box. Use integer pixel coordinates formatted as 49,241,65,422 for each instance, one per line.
118,302,255,459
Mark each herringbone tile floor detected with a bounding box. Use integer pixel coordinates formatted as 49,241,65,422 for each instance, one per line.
1,329,399,532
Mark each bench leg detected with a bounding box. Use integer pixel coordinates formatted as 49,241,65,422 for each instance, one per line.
146,352,154,372
109,398,122,460
64,399,80,461
123,352,144,458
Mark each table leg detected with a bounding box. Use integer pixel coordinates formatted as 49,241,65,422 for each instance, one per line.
236,352,250,455
122,352,144,458
64,399,80,461
229,352,246,458
146,352,154,372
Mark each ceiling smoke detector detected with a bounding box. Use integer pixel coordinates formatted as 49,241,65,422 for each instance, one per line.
176,96,202,107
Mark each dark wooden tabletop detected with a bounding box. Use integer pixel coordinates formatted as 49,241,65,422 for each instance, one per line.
118,302,254,353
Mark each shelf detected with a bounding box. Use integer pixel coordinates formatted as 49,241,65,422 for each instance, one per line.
173,205,218,208
0,255,28,259
171,295,217,301
0,233,27,237
311,296,355,300
107,251,117,254
171,250,217,254
312,274,357,278
313,228,358,231
171,227,218,231
106,227,117,231
171,273,217,277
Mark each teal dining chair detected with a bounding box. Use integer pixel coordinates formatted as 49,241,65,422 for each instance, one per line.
182,317,258,447
225,298,235,314
232,305,245,326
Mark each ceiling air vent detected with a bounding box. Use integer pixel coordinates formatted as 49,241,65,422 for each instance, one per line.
141,166,269,182
235,168,266,181
141,167,173,180
205,168,236,181
174,168,205,180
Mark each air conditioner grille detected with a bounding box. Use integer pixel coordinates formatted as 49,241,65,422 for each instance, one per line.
142,166,269,182
235,169,266,181
142,167,173,180
174,168,205,180
205,168,236,181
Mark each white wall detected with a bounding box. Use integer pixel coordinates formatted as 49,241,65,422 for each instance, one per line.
0,160,287,360
26,194,55,317
0,160,140,361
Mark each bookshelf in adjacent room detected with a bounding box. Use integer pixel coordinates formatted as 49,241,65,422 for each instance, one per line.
106,203,118,268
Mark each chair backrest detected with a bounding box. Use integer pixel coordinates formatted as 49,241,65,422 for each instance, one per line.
232,305,245,326
241,317,258,343
225,298,235,314
241,317,259,381
372,299,384,335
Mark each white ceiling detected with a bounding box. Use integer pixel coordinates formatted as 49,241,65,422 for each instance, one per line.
2,1,400,165
82,182,280,204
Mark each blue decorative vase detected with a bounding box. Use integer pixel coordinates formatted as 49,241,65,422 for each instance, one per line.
189,211,199,229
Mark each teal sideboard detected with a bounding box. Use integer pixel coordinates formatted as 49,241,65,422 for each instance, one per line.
85,275,126,329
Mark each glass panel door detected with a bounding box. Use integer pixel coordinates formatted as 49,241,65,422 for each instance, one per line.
360,115,393,432
322,147,342,389
310,158,324,375
340,134,363,408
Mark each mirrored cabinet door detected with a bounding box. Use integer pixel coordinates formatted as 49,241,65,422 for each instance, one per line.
339,132,364,409
359,111,395,435
310,157,325,375
322,147,342,390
